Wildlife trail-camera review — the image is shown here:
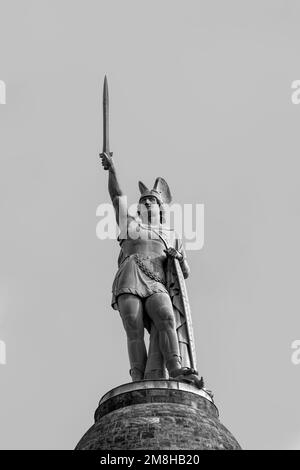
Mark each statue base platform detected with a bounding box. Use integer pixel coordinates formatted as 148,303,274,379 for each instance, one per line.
75,380,241,450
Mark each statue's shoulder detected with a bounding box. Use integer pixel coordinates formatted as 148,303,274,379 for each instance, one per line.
159,225,173,236
160,225,181,238
159,226,182,248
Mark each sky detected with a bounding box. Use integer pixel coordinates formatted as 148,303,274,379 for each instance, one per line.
0,0,300,450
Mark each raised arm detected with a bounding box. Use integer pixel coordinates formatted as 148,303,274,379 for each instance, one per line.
100,152,129,228
100,152,123,202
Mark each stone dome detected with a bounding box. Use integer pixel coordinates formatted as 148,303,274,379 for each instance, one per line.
75,380,241,450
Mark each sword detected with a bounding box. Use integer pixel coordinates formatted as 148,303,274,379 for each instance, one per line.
153,227,198,372
102,75,113,156
174,258,197,372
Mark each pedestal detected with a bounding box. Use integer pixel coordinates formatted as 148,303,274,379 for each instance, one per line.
75,380,241,450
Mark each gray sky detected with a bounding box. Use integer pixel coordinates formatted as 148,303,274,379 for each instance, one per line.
0,0,300,450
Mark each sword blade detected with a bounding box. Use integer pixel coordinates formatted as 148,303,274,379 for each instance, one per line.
102,75,110,154
174,258,197,371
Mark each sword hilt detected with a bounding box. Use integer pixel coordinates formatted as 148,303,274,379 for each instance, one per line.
101,150,113,158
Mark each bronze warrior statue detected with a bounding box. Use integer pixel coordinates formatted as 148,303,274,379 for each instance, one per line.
100,77,202,388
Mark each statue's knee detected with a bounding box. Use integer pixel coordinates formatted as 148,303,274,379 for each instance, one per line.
156,309,175,331
122,312,143,338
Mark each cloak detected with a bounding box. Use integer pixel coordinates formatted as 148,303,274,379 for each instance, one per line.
144,233,194,378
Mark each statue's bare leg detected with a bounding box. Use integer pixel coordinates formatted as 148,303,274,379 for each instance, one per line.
117,293,147,381
144,323,167,380
144,292,182,377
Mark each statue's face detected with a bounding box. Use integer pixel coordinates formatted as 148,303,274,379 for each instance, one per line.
139,195,160,223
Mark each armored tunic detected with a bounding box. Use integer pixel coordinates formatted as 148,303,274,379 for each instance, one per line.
111,220,177,310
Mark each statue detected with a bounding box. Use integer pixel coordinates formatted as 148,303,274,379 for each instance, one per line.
100,77,203,388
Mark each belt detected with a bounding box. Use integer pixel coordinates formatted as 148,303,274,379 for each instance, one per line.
134,254,166,286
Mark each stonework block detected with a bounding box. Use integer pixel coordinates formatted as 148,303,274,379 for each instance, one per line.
76,381,241,450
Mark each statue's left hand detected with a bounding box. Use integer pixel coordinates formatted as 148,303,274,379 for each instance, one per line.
164,247,183,261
